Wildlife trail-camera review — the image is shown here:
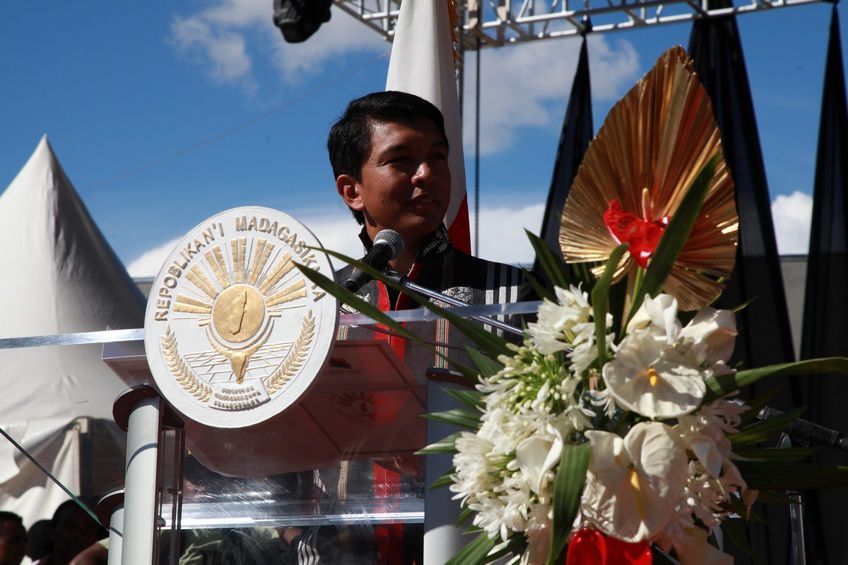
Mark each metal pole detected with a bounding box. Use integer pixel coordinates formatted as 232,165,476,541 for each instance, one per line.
121,396,161,565
473,20,481,256
108,505,124,565
423,382,466,564
780,433,806,564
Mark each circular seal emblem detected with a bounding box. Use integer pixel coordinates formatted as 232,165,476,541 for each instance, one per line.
144,207,338,428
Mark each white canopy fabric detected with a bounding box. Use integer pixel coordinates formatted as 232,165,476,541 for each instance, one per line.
0,136,144,524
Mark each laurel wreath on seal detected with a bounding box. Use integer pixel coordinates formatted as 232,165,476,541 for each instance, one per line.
263,310,315,395
160,326,213,402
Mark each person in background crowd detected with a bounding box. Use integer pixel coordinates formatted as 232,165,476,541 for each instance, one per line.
67,539,107,565
0,512,26,565
35,501,105,565
25,520,52,563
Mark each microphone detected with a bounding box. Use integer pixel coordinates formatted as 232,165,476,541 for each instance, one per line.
343,229,404,293
758,406,848,452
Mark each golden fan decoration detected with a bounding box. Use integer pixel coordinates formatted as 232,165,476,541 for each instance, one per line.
560,46,738,311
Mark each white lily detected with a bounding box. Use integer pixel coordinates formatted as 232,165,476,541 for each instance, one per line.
602,331,706,418
625,294,737,369
581,422,688,542
626,294,682,340
679,307,737,366
515,432,563,495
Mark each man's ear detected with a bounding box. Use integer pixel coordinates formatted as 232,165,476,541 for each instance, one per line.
336,174,364,211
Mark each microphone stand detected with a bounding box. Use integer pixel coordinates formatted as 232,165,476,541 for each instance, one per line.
383,271,524,338
779,432,806,565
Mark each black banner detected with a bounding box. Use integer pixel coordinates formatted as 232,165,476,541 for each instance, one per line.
797,6,848,564
536,35,593,270
689,2,796,562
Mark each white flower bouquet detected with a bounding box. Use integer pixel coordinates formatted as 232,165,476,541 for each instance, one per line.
446,284,754,564
300,46,848,564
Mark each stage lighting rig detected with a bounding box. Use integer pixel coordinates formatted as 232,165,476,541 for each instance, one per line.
273,0,332,43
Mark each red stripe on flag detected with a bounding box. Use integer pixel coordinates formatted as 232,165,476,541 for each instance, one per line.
447,195,471,254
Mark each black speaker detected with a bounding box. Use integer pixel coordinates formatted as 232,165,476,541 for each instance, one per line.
273,0,333,43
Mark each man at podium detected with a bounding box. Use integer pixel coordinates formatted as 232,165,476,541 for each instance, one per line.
323,91,529,564
329,90,527,358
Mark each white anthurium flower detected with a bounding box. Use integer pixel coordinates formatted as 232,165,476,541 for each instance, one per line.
602,331,707,418
679,307,737,365
625,296,737,368
626,294,682,340
515,431,563,495
581,422,688,542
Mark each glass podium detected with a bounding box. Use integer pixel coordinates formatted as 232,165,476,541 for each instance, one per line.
0,302,538,564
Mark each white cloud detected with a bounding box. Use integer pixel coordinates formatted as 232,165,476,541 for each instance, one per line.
474,203,545,265
169,1,384,91
463,35,640,154
126,237,182,278
171,16,255,92
771,191,812,255
125,201,546,279
170,2,639,154
587,36,642,100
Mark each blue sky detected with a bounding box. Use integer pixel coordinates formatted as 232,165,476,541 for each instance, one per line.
1,1,843,276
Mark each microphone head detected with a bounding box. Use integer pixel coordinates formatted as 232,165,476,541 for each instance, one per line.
373,229,404,260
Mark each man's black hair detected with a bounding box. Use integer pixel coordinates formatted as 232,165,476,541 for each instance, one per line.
0,511,22,526
328,91,449,224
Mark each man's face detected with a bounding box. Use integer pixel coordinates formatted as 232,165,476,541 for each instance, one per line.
340,117,451,244
0,520,26,565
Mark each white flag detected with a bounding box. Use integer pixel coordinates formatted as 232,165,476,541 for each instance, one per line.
386,0,470,253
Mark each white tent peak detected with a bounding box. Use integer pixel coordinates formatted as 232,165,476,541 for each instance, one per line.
0,137,145,523
35,134,55,164
0,136,144,414
4,135,69,203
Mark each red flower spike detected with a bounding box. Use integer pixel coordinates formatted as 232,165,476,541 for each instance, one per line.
566,529,652,564
603,200,669,268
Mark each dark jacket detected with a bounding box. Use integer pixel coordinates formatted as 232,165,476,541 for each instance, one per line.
336,226,529,381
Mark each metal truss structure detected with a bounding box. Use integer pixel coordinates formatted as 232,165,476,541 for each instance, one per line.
335,0,824,49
